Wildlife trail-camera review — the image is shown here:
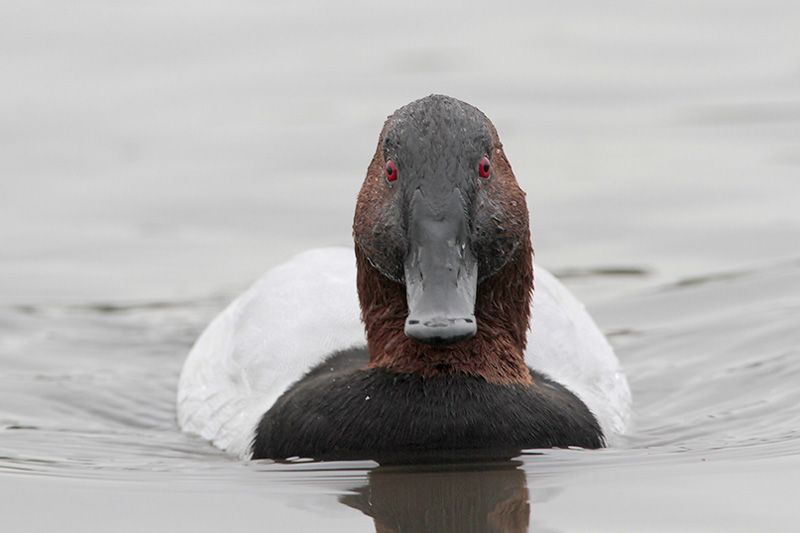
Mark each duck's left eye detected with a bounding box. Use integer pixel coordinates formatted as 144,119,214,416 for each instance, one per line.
385,160,398,183
478,156,491,178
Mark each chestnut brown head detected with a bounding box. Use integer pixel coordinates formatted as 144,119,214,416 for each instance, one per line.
353,95,531,352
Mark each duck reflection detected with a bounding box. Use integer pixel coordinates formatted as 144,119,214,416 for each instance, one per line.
341,461,529,533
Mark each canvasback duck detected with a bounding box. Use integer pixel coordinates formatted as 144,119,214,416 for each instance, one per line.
177,95,631,461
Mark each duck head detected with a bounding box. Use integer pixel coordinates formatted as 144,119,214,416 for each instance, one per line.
353,95,533,385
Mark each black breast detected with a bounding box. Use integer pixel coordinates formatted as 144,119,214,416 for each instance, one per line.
252,349,603,461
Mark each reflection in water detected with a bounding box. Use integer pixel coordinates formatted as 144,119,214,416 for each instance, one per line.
342,461,530,533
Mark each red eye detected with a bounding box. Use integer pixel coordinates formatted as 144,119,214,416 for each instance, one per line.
385,160,398,182
478,156,491,178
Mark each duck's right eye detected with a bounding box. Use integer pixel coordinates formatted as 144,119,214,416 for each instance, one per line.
385,160,398,183
478,156,492,179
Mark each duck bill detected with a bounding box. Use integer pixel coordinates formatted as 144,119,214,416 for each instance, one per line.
403,188,478,345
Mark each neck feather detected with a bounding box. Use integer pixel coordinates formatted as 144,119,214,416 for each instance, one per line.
355,238,534,385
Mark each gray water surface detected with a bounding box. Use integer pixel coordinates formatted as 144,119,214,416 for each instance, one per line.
2,1,799,531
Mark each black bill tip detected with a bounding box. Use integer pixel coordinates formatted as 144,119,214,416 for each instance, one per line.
404,315,477,346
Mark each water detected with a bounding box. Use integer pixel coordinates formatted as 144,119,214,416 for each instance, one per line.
1,0,799,530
